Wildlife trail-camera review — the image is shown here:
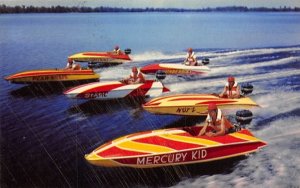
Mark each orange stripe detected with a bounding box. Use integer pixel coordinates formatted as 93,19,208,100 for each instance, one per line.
8,70,95,79
147,94,210,104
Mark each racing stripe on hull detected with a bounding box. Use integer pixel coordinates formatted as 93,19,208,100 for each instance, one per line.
134,136,202,150
159,134,221,147
117,140,175,154
143,94,209,105
64,82,123,96
77,83,125,96
97,146,149,158
230,132,261,142
111,142,266,168
126,81,154,97
140,64,210,75
63,82,101,93
5,70,95,80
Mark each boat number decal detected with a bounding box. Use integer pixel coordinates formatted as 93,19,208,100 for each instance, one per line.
79,58,111,62
165,70,191,74
136,149,207,165
176,107,196,113
84,92,108,98
32,75,68,81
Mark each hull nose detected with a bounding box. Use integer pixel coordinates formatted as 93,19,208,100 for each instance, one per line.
4,74,14,81
63,89,79,98
85,153,120,167
64,93,78,99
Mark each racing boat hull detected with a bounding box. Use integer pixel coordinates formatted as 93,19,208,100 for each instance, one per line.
140,63,210,75
143,94,258,116
85,125,267,168
4,69,100,84
64,80,170,100
68,51,131,64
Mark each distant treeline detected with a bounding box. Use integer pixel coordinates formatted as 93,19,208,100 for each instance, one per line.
1,5,300,14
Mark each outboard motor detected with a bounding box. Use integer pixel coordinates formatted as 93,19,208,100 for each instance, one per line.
236,110,253,126
241,83,253,95
202,58,210,65
124,48,131,55
155,70,166,81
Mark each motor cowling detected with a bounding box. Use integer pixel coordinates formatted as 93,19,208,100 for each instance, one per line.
202,58,210,65
155,70,166,80
236,110,253,125
241,83,253,95
124,48,131,55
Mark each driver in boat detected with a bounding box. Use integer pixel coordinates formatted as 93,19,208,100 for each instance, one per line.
65,59,81,70
113,45,121,55
184,48,199,66
122,66,146,84
198,103,234,137
219,76,241,99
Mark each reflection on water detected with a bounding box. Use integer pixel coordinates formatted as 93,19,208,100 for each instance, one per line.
2,45,300,188
67,98,146,116
9,82,95,98
84,156,246,188
1,12,300,187
10,83,68,97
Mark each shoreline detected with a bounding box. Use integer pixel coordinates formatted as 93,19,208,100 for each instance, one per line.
1,5,300,14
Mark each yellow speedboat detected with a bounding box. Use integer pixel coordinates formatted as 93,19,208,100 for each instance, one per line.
68,49,131,64
143,94,258,116
5,69,99,84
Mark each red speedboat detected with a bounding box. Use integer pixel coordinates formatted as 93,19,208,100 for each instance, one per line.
85,123,267,168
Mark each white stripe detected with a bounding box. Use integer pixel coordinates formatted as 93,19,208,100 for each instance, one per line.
159,64,210,72
67,81,122,94
144,81,163,97
106,83,142,98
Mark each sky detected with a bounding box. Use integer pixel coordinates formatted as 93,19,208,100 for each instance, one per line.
1,0,300,8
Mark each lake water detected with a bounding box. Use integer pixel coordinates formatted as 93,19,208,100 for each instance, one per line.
1,12,300,187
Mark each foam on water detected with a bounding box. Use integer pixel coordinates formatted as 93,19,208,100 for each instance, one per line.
208,47,300,61
131,51,185,62
211,56,300,75
172,116,300,188
2,43,300,188
118,46,300,188
95,46,299,84
166,69,299,94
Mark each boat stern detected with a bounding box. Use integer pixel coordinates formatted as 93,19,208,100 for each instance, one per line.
140,64,162,74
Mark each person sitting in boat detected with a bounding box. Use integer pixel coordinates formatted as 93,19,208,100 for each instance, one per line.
219,76,241,98
198,103,234,137
65,59,81,70
113,45,122,55
122,66,145,84
184,48,198,66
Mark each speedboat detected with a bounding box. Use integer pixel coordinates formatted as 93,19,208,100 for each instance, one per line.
85,121,267,168
140,63,210,75
68,49,132,65
143,94,258,116
4,69,100,84
64,80,170,100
